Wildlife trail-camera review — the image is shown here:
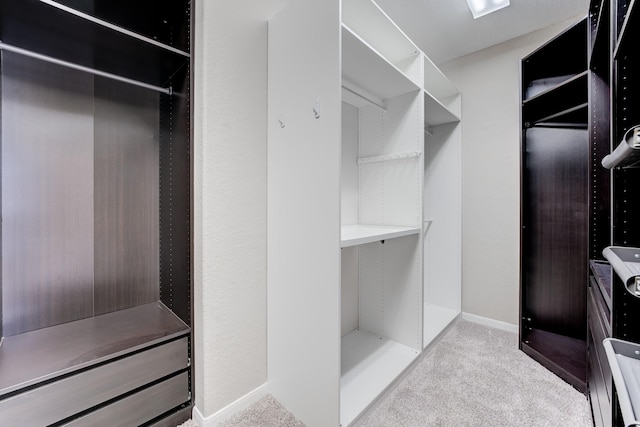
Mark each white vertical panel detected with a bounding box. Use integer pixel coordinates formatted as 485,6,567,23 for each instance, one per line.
358,91,422,227
358,237,421,350
341,247,359,336
267,0,342,425
424,120,461,311
358,242,384,335
381,236,421,349
342,102,359,226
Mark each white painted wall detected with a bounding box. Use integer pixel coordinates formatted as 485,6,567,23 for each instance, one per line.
193,0,287,420
439,17,583,327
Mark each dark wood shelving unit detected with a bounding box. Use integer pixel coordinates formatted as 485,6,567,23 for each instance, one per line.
520,17,589,394
522,72,589,127
0,0,190,89
0,1,193,425
587,0,640,425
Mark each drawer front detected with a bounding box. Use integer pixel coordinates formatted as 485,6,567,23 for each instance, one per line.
590,276,611,334
0,336,188,426
588,328,612,427
588,348,604,427
589,287,612,399
63,372,190,427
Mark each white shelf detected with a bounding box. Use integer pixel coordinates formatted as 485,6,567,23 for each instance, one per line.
342,25,419,102
423,304,460,348
341,329,420,426
424,91,460,126
341,224,420,248
342,0,419,66
423,54,458,101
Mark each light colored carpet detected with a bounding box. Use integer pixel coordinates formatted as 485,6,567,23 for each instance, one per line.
179,320,592,426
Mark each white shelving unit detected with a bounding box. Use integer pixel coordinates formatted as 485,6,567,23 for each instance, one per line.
422,54,462,348
268,0,461,425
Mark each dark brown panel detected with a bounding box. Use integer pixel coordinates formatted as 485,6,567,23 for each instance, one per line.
523,126,589,338
1,51,94,336
521,330,587,391
159,68,191,326
94,78,159,315
589,73,611,261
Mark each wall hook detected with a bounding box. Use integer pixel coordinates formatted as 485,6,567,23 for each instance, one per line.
313,98,320,119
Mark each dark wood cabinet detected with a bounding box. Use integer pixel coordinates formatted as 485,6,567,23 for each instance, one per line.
0,1,193,425
522,0,640,425
520,18,589,393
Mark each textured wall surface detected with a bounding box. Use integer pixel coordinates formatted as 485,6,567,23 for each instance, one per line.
440,18,582,327
193,0,287,418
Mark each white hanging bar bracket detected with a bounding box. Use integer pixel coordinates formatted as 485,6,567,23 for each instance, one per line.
423,218,434,235
357,150,422,165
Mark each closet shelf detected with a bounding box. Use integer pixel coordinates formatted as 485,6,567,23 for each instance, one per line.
602,246,640,297
423,55,459,102
342,24,419,102
0,0,190,90
342,0,419,68
424,91,460,126
341,224,420,248
522,71,588,126
340,329,419,426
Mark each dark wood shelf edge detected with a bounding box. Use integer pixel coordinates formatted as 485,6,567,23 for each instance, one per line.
521,341,587,393
523,71,589,105
0,301,190,397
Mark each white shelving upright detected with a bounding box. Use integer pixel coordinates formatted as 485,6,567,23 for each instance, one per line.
422,55,462,347
268,0,461,425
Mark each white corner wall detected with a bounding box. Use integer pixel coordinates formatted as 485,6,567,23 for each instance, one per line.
439,17,584,327
193,0,288,421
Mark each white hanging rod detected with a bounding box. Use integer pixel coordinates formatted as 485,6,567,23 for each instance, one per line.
39,0,190,58
0,42,172,95
341,85,386,110
357,150,422,165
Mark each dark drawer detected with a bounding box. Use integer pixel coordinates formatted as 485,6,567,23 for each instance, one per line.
589,327,612,427
590,276,611,335
589,287,612,400
62,371,190,426
0,336,189,426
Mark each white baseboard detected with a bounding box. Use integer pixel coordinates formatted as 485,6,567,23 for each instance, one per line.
192,383,269,427
462,312,518,334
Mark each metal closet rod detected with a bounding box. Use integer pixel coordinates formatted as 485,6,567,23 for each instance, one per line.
40,0,190,58
0,42,172,95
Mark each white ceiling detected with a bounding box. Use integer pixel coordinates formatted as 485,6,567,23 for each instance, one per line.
373,0,589,64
